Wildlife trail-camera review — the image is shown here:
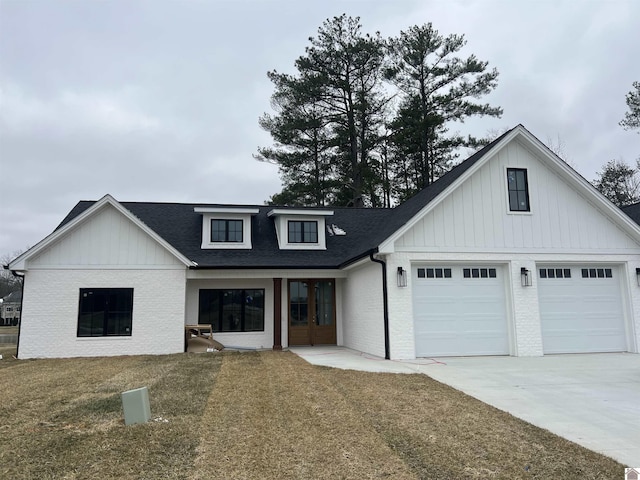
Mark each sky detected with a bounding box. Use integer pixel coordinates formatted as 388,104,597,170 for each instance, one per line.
1,0,639,257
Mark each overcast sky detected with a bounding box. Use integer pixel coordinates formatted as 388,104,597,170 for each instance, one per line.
1,0,638,257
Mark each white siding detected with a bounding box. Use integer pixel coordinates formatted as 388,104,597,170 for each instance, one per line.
29,204,183,268
396,140,639,253
343,260,386,358
185,279,274,350
19,269,186,359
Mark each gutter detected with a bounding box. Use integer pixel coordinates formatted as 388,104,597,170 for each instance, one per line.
368,251,390,360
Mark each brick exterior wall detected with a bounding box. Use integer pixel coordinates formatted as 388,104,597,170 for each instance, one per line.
626,260,640,353
385,252,638,360
184,278,274,350
19,268,186,359
343,260,386,358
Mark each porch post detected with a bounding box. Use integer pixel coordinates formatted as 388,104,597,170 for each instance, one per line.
273,278,283,350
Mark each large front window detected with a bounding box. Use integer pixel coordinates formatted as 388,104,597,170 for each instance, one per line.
77,288,133,337
199,289,264,332
288,220,318,243
211,219,243,242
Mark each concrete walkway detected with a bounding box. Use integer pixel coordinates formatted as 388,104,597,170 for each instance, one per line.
290,346,640,466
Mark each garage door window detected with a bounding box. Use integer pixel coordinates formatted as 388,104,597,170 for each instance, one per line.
581,268,612,278
539,268,571,279
463,268,497,278
417,268,452,279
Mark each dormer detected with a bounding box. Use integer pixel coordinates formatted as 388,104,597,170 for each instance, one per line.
194,207,259,249
267,208,334,250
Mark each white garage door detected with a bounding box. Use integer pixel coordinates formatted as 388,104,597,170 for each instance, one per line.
412,266,509,357
538,265,626,354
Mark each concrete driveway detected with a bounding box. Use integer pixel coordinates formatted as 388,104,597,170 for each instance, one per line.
291,347,640,466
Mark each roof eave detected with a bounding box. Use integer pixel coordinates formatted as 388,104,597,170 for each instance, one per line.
9,194,194,270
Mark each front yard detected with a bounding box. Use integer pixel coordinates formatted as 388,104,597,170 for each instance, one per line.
0,350,623,479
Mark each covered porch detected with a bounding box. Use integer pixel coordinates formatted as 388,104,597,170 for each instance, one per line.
184,269,347,351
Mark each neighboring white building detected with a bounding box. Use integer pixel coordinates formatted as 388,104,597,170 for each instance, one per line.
1,290,22,326
8,125,640,359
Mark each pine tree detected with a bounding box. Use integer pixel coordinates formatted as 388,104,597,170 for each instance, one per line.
385,23,502,197
593,159,640,207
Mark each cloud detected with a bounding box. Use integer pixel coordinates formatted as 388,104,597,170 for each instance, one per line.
0,0,639,255
0,83,163,136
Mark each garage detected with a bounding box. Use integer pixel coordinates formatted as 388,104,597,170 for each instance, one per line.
412,265,509,357
538,265,627,354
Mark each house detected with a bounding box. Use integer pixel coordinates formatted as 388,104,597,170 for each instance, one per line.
0,290,22,326
626,468,640,480
8,125,640,359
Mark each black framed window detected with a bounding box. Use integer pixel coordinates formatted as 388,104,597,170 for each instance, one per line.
288,220,318,243
77,288,133,337
539,268,571,279
463,268,497,279
581,268,613,279
507,168,530,212
417,267,452,279
211,219,243,242
199,289,264,332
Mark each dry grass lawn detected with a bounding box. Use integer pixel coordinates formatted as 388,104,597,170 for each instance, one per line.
0,350,624,479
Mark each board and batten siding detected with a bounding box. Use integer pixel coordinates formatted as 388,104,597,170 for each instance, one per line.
395,140,638,253
18,203,188,358
28,204,184,268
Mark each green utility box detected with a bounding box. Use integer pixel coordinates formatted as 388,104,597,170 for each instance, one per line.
121,386,151,426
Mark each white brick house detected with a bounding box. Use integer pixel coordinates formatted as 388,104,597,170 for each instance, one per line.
8,125,640,359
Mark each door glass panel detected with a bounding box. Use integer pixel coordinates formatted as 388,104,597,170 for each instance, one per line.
289,281,308,326
315,281,334,326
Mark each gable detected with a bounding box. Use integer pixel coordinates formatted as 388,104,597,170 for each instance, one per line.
395,138,640,252
28,203,185,268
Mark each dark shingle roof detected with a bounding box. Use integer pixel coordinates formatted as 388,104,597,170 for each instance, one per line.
57,128,513,269
621,202,640,226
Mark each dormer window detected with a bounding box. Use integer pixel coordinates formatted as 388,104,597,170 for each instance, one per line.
212,219,243,243
195,207,259,249
288,220,318,243
267,208,333,250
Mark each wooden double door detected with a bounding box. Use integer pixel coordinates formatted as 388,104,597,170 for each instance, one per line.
288,279,336,346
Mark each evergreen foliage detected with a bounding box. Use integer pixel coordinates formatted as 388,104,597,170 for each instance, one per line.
593,159,640,207
620,81,640,133
258,15,502,206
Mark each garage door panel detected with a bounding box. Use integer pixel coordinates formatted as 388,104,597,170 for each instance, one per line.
413,265,509,357
539,265,626,354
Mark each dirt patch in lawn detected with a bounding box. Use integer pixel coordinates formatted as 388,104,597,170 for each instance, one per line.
0,350,623,479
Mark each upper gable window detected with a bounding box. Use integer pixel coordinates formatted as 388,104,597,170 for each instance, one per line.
212,219,243,243
507,168,530,212
288,220,318,244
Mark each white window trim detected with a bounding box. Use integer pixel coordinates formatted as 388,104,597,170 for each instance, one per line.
504,166,533,215
267,209,333,250
196,208,259,250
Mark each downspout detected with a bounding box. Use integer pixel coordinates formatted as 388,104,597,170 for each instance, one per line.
8,268,25,359
369,251,390,360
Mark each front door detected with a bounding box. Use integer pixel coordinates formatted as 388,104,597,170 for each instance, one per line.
288,279,336,346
